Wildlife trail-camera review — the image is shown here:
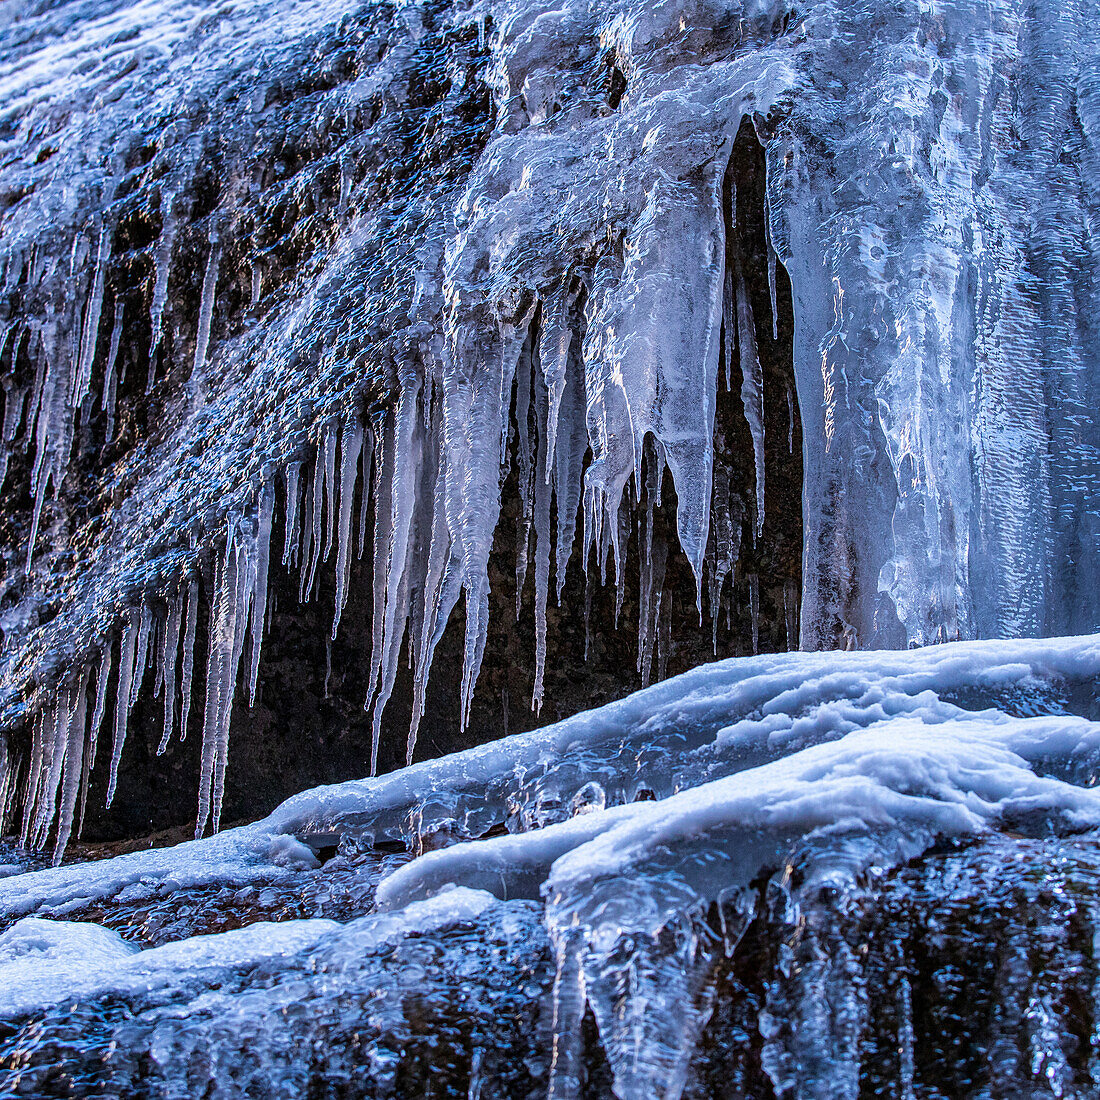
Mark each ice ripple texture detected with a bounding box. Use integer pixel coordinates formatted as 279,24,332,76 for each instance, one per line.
1,0,1098,839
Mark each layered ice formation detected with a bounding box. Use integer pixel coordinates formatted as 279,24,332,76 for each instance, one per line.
2,636,1100,1095
1,0,1098,845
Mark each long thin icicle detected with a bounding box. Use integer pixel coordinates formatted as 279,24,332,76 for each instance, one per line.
191,239,221,382
248,480,274,705
531,364,552,714
102,300,124,439
179,578,199,742
333,420,363,638
157,592,183,755
283,461,302,567
72,226,111,408
53,669,89,864
107,614,140,807
147,189,178,387
730,192,766,539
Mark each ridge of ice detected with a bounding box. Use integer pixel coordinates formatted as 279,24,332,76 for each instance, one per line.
2,633,1098,919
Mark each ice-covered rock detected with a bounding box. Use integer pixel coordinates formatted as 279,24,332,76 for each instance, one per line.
1,0,1098,848
1,638,1100,1095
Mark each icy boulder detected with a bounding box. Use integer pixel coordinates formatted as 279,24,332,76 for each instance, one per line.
2,638,1100,1095
1,0,1099,847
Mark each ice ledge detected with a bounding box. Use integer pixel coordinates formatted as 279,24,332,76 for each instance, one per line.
1,633,1098,921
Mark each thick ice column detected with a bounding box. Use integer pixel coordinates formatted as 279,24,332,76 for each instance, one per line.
771,0,1100,649
581,168,726,599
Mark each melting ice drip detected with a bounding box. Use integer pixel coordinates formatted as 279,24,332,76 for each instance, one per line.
2,0,1100,856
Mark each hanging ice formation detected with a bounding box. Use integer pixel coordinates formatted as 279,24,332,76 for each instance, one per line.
1,0,1099,854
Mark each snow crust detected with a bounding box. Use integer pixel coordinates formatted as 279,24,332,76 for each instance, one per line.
3,633,1097,919
0,885,494,1019
0,914,336,1018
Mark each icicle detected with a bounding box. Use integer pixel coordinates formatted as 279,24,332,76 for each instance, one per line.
546,930,587,1100
102,301,124,438
53,669,90,864
784,578,799,651
731,198,765,539
357,427,372,560
304,448,325,598
538,282,577,484
749,573,760,655
88,645,112,771
283,461,302,566
369,369,425,769
578,903,719,1100
147,189,178,387
157,593,183,754
20,712,44,849
179,578,199,742
197,526,255,838
32,688,72,850
78,648,112,842
250,263,263,308
298,470,315,601
553,351,587,604
107,614,140,807
365,413,394,739
72,227,111,408
786,384,795,455
333,420,363,638
129,602,154,710
153,612,166,698
197,558,227,839
191,238,221,381
26,479,45,576
531,366,552,714
248,481,274,704
408,397,463,764
214,537,255,834
514,332,535,618
322,424,338,562
27,328,77,575
20,711,44,848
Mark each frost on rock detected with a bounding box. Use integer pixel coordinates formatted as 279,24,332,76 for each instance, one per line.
1,0,1099,849
2,639,1100,1095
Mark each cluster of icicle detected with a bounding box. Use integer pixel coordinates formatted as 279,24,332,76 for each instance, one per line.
12,202,780,861
1,0,804,858
0,149,224,576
